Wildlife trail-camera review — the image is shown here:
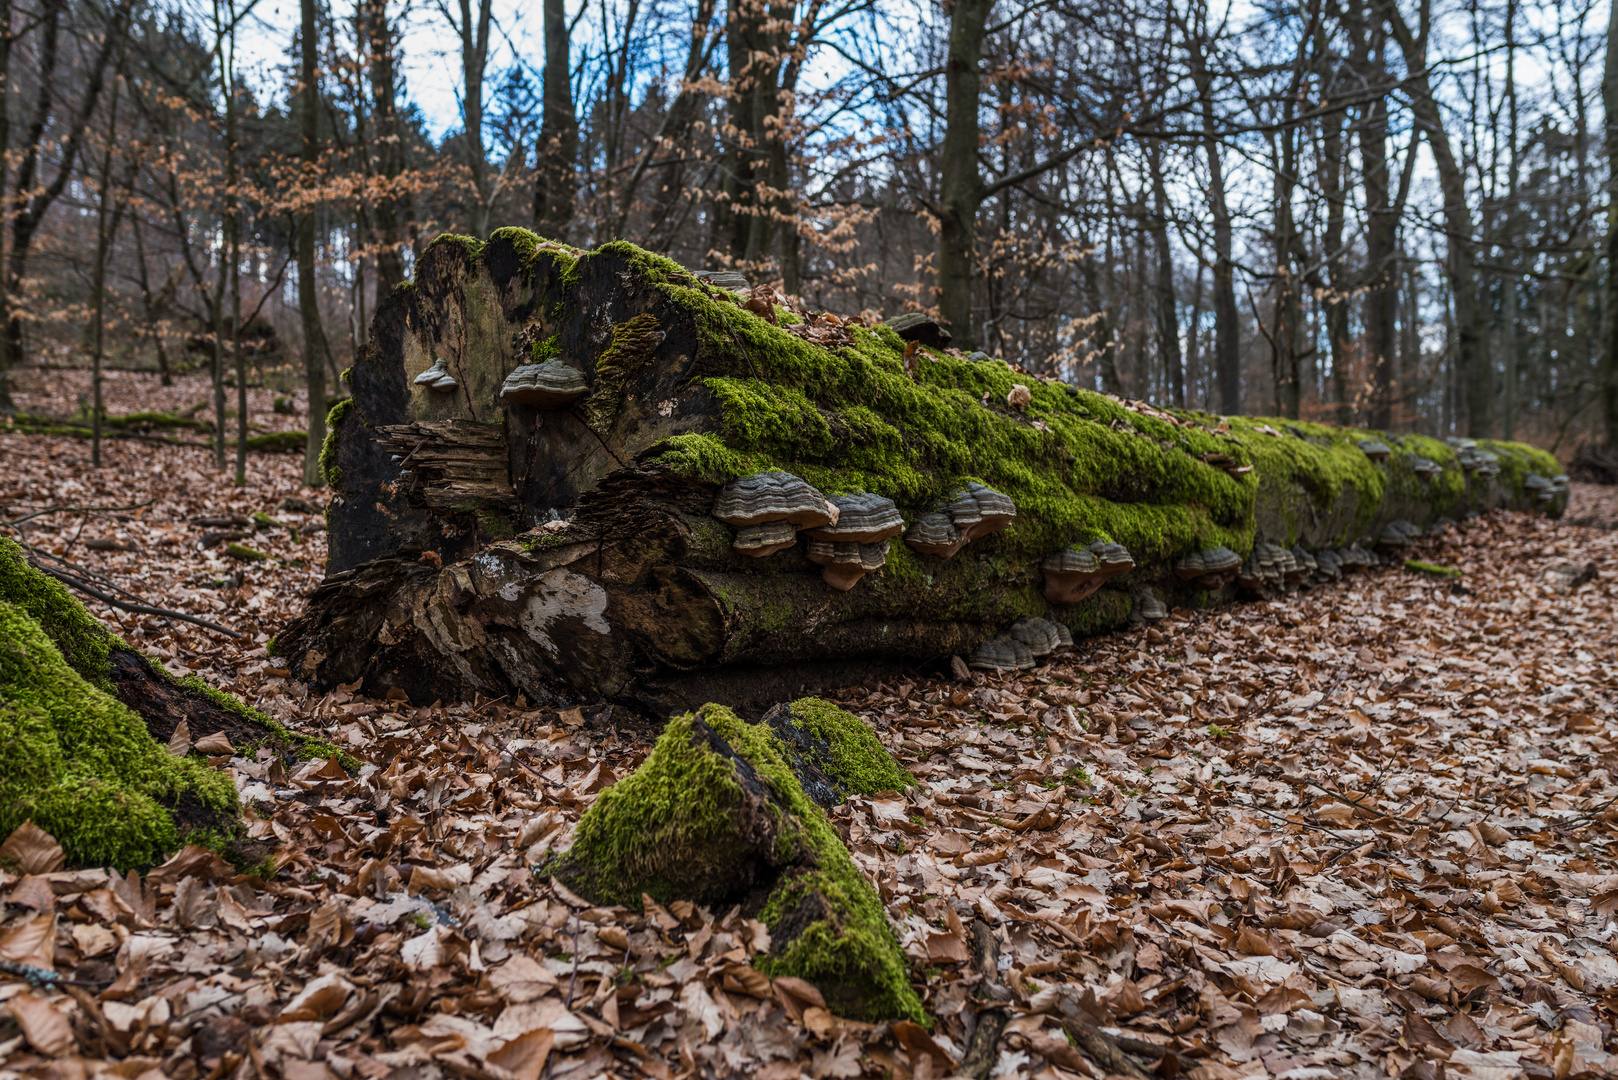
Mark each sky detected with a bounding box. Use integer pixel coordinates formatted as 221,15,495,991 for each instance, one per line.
241,0,545,139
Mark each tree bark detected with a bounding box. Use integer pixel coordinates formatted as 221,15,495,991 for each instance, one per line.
300,0,331,487
532,0,576,242
1605,0,1618,446
279,233,1565,715
363,0,405,292
1354,16,1396,429
1382,0,1491,437
1186,25,1239,414
936,0,993,349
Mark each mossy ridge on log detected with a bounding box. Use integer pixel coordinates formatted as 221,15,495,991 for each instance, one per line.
294,230,1565,710
552,703,925,1023
762,697,914,806
0,538,333,869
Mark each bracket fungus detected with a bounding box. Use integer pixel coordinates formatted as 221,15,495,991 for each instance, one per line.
412,356,459,392
1173,546,1242,588
1008,615,1066,660
806,539,890,591
1041,547,1103,605
1412,457,1442,481
1130,588,1168,625
904,512,966,559
1358,439,1392,463
807,493,905,545
500,360,590,409
941,482,1016,541
970,635,1034,672
712,471,835,531
732,521,798,558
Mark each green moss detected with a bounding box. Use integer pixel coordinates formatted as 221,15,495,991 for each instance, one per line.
100,410,214,432
477,509,514,541
245,431,306,453
0,539,113,687
488,226,540,264
580,313,666,434
561,704,925,1023
171,672,353,767
1405,559,1461,578
320,397,353,490
265,635,279,657
426,233,486,259
776,697,913,797
0,601,237,870
532,334,561,362
225,544,269,562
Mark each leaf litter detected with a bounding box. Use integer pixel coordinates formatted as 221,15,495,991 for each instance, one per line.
2,420,1617,1080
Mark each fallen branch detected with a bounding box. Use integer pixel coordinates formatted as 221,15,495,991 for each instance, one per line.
32,561,244,638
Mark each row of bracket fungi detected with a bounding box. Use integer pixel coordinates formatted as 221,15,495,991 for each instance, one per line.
711,471,1016,590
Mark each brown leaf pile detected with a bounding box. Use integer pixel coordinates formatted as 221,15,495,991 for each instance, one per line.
3,398,1618,1079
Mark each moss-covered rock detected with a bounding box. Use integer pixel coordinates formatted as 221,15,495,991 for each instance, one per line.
555,704,925,1023
763,697,912,805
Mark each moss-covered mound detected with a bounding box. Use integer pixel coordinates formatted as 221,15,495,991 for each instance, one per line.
0,544,236,868
0,538,330,870
763,697,912,805
556,703,924,1023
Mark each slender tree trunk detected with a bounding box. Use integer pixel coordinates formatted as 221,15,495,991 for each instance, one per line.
0,0,12,410
1605,0,1618,444
363,0,403,291
1147,145,1183,408
455,0,492,237
1186,263,1205,407
1357,25,1396,429
300,0,329,486
1500,0,1519,440
130,216,173,387
1382,0,1490,437
1187,27,1239,414
89,83,122,468
225,20,247,485
1274,110,1302,419
533,0,576,241
937,0,993,349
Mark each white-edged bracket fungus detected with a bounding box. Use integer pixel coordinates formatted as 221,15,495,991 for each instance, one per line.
807,493,906,545
1008,615,1065,660
1130,588,1167,625
970,635,1033,672
904,512,966,559
713,471,835,530
1412,457,1442,481
1174,546,1242,588
413,356,459,392
500,360,590,409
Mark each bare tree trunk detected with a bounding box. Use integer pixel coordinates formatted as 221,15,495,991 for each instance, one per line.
448,0,493,237
89,81,124,468
226,17,247,485
363,0,404,291
1354,15,1396,429
1187,21,1239,414
1605,0,1618,445
2,0,131,406
1147,144,1183,407
532,0,576,241
130,215,175,387
300,0,330,486
937,0,993,349
1382,0,1490,437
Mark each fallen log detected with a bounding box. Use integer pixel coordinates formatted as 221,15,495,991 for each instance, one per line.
278,229,1568,713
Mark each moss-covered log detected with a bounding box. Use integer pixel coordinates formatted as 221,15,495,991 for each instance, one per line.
281,229,1568,713
550,701,924,1022
0,538,313,869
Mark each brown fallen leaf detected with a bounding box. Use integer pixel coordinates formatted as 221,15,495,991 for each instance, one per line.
194,730,235,755
487,1028,554,1080
0,821,66,874
7,991,75,1056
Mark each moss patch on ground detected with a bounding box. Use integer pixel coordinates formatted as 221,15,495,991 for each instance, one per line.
558,704,925,1023
0,544,239,869
1405,560,1462,578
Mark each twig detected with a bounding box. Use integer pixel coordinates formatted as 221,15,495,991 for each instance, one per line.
34,562,244,637
0,498,157,527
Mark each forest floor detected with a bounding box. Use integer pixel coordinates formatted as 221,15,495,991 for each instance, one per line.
2,394,1618,1080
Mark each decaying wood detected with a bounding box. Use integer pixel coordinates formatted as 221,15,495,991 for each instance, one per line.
281,232,1569,714
379,419,516,511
